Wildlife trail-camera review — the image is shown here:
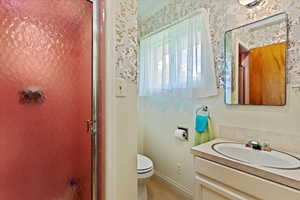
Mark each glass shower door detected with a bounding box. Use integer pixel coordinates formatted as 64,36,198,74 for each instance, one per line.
0,0,93,199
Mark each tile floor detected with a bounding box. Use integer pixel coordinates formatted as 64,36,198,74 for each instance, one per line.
146,176,191,200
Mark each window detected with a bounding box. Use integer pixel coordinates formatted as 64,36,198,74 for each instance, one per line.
139,9,217,98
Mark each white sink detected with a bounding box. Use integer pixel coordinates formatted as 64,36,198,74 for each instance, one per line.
212,143,300,169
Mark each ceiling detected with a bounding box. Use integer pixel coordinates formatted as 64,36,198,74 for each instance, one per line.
138,0,171,20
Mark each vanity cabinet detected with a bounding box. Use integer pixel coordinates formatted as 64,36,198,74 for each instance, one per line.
193,157,300,200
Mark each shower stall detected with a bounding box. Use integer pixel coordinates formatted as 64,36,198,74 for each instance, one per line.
0,0,104,199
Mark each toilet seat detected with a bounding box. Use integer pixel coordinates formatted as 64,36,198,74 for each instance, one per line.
137,154,154,179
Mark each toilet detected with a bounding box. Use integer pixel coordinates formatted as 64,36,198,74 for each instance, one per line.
137,154,154,200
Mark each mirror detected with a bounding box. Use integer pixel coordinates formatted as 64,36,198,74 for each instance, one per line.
224,13,288,106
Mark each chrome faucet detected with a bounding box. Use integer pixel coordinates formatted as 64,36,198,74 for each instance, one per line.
246,140,262,150
246,140,272,151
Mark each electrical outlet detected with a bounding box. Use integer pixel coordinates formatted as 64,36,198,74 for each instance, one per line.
176,163,182,175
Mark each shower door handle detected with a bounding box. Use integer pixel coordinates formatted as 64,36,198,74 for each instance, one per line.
86,120,96,135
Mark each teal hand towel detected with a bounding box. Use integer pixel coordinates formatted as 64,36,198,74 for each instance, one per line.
195,115,209,133
194,117,214,146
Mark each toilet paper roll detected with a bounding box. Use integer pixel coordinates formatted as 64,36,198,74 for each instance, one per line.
174,129,187,141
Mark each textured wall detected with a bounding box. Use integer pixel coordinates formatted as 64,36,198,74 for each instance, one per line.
139,0,300,87
115,0,138,83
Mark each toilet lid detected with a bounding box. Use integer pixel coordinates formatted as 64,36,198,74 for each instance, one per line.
137,154,153,172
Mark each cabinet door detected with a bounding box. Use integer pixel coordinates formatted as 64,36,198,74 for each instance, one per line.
200,187,231,200
194,175,259,200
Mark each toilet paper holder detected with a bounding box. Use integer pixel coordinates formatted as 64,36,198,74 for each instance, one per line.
177,126,189,141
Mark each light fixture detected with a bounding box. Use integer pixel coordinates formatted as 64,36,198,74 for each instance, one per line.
238,0,263,8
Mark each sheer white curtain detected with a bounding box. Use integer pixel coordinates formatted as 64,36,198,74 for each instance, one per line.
139,9,218,98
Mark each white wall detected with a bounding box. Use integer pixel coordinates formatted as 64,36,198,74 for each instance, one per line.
105,0,138,200
115,83,138,200
139,88,300,196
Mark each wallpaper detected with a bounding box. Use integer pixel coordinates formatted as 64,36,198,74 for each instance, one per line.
115,0,138,83
139,0,300,87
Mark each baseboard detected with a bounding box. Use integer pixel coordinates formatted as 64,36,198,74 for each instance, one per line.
154,171,193,199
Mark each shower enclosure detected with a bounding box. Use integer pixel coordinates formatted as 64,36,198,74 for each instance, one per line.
0,0,103,199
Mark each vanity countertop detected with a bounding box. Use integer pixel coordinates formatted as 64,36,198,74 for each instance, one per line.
191,138,300,191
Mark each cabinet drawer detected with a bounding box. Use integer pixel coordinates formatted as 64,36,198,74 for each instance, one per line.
195,175,258,200
194,157,300,200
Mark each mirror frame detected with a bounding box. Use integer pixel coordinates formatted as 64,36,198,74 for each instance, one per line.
224,12,289,106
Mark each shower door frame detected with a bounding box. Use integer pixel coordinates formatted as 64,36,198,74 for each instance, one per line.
90,0,105,200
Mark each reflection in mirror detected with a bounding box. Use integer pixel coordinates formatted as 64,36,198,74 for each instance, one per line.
224,13,288,106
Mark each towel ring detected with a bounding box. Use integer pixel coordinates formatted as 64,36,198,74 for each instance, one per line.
195,106,210,116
